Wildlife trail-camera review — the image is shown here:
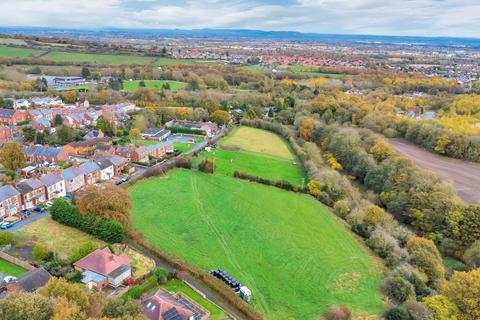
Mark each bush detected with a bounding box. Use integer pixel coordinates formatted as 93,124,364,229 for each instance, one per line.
32,244,50,261
154,268,168,284
198,158,216,173
324,304,352,320
94,220,125,243
366,229,397,259
463,240,480,269
68,242,97,264
0,232,16,246
384,307,411,320
381,273,415,304
403,301,433,320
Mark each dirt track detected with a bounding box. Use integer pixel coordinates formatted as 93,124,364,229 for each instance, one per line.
388,139,480,204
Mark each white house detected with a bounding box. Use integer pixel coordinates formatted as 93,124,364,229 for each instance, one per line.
61,167,85,193
95,159,115,181
40,173,66,200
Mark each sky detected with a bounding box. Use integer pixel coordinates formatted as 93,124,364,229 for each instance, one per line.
1,0,479,38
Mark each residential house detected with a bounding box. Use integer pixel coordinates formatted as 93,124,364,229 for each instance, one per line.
30,117,52,131
14,99,31,109
76,98,90,108
40,173,66,200
63,137,112,156
5,268,52,293
23,145,69,164
141,128,171,141
95,159,114,181
74,247,131,289
94,154,127,176
0,185,21,218
16,178,47,210
30,97,63,108
28,109,55,121
142,290,196,320
0,125,13,143
165,120,219,137
94,144,115,156
61,167,85,193
84,129,104,140
78,161,101,185
146,141,173,159
115,146,135,161
53,76,85,88
0,109,27,125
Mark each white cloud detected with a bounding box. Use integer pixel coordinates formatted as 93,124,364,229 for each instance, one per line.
0,0,479,37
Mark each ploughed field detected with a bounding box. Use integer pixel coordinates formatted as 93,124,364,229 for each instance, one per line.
130,170,383,319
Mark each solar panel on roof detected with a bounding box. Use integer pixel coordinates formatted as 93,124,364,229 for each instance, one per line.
163,308,184,320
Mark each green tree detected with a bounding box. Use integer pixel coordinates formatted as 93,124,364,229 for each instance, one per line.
210,110,231,125
382,274,415,304
0,292,53,320
423,294,459,320
0,142,26,170
463,241,480,269
363,204,385,226
444,269,480,320
128,128,141,143
37,278,90,313
54,114,63,126
407,237,445,289
139,80,146,87
447,205,480,248
81,67,91,79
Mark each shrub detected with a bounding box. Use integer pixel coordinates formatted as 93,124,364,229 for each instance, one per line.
363,204,386,226
463,240,480,269
68,242,97,264
32,244,50,261
367,229,397,259
198,158,216,173
154,268,168,284
422,294,459,320
324,304,352,320
333,200,351,218
403,301,433,320
381,273,415,304
0,232,16,246
94,220,125,243
384,307,411,320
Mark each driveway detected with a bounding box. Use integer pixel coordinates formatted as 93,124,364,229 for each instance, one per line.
389,138,480,204
1,212,49,232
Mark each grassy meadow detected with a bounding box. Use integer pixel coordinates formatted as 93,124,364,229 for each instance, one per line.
130,170,383,319
42,51,155,65
0,45,43,58
123,80,187,91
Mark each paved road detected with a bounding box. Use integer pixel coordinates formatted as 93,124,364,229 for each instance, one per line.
0,212,49,232
389,139,480,204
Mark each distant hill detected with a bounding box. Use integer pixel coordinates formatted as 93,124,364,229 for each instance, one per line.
1,26,480,48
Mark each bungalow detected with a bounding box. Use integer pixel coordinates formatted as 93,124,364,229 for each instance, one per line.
23,145,69,164
0,185,21,218
16,178,47,210
165,120,219,137
78,161,101,185
142,290,196,320
141,128,171,141
95,159,114,181
63,137,112,156
40,173,66,200
61,167,85,193
5,268,52,293
0,109,27,125
74,247,131,289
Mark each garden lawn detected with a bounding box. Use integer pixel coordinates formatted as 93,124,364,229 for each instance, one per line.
123,80,186,91
42,51,154,65
0,45,43,58
17,218,104,260
194,148,304,185
130,170,384,319
0,259,26,277
221,126,295,160
174,143,194,153
162,279,228,320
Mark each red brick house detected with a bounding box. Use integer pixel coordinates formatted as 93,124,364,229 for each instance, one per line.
0,185,21,218
63,137,112,156
23,145,69,164
16,178,47,210
0,109,27,125
0,125,13,143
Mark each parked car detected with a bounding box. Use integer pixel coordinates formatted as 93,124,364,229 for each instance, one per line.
20,209,31,216
115,179,124,185
0,222,13,229
34,206,45,213
63,194,73,200
45,201,53,207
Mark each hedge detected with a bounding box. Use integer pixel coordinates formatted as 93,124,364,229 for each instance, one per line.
50,199,125,243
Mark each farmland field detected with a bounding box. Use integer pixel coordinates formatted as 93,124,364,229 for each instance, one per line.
0,38,28,45
221,126,295,160
130,169,384,319
0,259,26,277
42,51,155,65
154,57,218,66
194,148,304,184
0,45,43,58
123,80,187,91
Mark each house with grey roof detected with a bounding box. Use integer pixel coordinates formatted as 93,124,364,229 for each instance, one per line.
5,268,52,293
141,128,171,141
78,161,101,185
40,173,66,200
0,185,21,218
61,166,85,193
23,145,69,164
95,159,114,181
16,178,46,210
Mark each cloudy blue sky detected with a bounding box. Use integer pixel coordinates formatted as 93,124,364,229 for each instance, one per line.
1,0,479,38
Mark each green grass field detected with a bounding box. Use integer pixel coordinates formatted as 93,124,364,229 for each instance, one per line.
162,279,228,320
0,259,26,277
154,57,218,66
0,38,28,45
221,126,296,160
123,80,187,91
195,148,304,185
42,51,155,65
0,46,43,58
130,170,383,319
